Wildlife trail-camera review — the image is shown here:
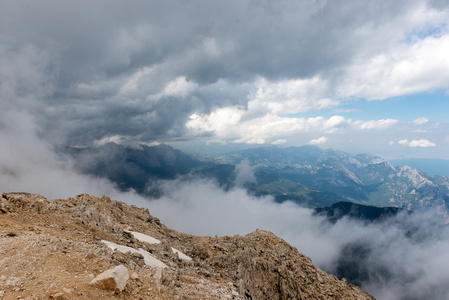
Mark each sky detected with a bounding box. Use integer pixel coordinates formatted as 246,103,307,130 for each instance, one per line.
1,0,449,160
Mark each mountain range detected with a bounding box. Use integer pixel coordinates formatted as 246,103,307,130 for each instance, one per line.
59,143,449,217
58,143,206,196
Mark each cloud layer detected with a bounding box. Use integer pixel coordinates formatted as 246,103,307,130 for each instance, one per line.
397,139,436,147
146,176,449,300
0,0,448,158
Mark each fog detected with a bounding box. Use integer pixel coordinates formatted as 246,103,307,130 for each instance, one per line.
0,108,150,210
146,175,449,300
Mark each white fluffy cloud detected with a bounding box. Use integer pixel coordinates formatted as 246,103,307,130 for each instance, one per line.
247,77,339,115
355,119,400,130
413,117,430,125
336,33,449,100
308,137,329,145
398,139,436,147
249,28,449,108
187,107,399,145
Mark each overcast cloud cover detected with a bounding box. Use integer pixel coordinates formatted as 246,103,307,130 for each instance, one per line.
1,0,449,159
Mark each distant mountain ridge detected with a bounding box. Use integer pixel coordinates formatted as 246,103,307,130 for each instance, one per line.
314,201,406,223
214,145,384,169
216,146,449,216
389,158,449,176
58,143,207,194
59,143,449,216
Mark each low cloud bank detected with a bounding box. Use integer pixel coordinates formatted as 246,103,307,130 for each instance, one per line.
0,109,149,209
146,177,449,300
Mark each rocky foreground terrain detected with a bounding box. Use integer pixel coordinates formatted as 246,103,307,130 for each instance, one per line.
0,192,375,299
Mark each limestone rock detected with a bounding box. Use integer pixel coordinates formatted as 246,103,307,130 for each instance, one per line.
0,192,375,299
102,240,168,269
89,264,129,291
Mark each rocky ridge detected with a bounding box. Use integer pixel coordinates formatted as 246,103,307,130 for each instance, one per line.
0,192,375,299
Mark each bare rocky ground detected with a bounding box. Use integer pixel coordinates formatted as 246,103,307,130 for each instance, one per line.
0,192,375,299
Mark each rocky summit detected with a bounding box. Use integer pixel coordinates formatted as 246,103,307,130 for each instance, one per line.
0,192,375,299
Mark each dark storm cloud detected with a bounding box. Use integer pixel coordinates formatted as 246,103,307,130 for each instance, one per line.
0,0,444,145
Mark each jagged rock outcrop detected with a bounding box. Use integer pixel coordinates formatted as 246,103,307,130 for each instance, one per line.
0,192,375,299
